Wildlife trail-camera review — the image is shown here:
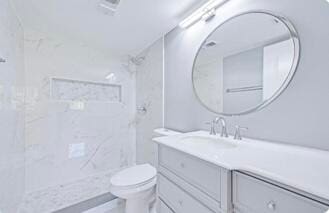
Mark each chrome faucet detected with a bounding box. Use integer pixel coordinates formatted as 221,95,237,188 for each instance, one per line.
218,117,228,138
234,125,248,140
206,117,228,137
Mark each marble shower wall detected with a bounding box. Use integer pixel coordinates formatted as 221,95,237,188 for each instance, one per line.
0,0,25,212
24,29,136,193
136,38,164,166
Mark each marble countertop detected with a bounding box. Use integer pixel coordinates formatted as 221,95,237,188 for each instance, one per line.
153,131,329,203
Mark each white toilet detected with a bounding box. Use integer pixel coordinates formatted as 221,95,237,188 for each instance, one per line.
110,164,157,213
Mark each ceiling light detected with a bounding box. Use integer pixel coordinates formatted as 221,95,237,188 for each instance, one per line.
204,41,217,48
98,0,121,16
179,0,228,29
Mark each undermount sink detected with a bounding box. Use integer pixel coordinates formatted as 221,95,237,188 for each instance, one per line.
179,136,237,149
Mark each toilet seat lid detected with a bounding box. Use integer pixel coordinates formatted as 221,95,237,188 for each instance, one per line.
110,164,156,187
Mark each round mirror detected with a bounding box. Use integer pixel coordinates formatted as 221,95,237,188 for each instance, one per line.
192,12,300,116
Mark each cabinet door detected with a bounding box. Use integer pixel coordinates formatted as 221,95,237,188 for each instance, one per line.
159,146,221,201
159,200,175,213
158,175,215,213
233,172,329,213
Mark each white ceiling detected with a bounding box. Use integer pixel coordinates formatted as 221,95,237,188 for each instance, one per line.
12,0,208,55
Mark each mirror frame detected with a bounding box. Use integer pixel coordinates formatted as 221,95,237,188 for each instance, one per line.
192,11,300,116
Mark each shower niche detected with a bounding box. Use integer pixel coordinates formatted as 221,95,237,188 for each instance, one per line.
51,78,122,103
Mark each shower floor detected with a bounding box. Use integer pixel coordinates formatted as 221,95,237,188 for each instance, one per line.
19,172,116,213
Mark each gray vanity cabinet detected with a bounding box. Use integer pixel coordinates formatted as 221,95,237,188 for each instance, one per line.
158,200,175,213
158,175,216,213
232,172,329,213
156,145,329,213
157,145,232,213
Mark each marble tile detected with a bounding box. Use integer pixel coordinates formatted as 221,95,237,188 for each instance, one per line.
52,78,121,102
1,5,138,212
18,172,117,213
136,38,164,166
24,29,136,195
0,0,25,212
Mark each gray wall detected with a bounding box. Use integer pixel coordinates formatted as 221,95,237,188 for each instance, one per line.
164,0,329,150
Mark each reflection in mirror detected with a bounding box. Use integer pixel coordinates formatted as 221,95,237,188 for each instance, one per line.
192,12,299,115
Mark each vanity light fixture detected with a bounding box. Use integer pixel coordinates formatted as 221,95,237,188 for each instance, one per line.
179,0,228,28
204,41,217,48
202,8,216,22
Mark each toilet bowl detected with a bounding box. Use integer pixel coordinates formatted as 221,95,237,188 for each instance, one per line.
110,164,157,213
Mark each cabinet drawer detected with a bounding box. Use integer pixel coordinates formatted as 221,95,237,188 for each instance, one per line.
233,172,329,213
159,200,175,213
159,146,221,201
158,175,214,213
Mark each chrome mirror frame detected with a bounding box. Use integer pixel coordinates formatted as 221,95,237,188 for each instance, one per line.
192,11,300,116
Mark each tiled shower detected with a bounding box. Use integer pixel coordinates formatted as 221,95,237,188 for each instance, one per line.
0,3,163,210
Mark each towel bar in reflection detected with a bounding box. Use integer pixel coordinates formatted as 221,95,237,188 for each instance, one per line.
226,85,263,93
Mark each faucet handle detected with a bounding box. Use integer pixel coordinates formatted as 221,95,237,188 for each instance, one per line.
205,121,216,135
234,125,248,140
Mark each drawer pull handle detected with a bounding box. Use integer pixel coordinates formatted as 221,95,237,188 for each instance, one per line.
267,201,276,211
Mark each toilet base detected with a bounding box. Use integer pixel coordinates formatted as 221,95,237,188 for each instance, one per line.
125,196,151,213
124,188,155,213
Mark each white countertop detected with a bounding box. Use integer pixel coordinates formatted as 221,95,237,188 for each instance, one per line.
153,131,329,202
